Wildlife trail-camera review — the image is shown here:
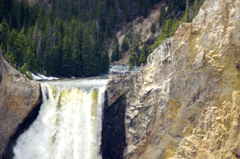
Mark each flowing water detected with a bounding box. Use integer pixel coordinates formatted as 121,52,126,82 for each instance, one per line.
13,78,108,159
13,65,136,159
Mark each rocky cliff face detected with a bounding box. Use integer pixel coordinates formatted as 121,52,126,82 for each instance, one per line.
106,0,240,158
102,95,126,159
0,53,42,158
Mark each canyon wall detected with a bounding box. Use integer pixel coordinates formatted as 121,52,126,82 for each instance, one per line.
106,0,240,158
102,95,126,159
0,52,42,158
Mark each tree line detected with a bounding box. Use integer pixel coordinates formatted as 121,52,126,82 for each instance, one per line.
0,0,205,76
0,0,166,77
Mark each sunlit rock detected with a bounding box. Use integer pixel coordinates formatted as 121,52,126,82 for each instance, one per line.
106,0,240,158
0,52,42,158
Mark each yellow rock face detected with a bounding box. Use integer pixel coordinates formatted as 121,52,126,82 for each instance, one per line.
118,0,240,158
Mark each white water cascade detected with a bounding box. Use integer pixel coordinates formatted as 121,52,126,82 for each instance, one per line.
13,79,108,159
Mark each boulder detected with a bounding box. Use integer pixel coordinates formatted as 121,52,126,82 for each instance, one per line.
0,52,42,158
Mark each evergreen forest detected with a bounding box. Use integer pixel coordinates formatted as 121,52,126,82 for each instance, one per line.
0,0,204,77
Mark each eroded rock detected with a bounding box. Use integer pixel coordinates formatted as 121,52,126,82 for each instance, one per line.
106,0,240,158
0,53,42,158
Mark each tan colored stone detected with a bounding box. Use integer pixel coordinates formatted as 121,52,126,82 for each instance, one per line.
107,0,240,158
0,53,42,157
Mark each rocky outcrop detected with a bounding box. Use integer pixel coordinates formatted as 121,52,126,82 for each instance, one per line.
0,53,42,158
106,75,131,108
106,0,240,158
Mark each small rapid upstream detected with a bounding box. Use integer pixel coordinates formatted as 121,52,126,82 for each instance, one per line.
13,79,108,159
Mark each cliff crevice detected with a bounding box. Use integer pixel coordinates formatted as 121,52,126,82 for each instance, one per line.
102,95,127,159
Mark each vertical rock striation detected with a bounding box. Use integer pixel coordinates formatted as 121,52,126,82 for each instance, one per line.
106,0,240,158
0,52,42,158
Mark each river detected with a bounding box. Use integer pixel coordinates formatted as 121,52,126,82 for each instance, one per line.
13,65,137,159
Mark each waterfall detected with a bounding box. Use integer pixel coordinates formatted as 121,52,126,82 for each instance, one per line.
13,79,107,159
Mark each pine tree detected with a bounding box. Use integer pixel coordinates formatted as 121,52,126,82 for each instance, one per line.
181,11,189,23
62,35,73,77
129,51,136,70
55,32,63,76
0,20,9,51
137,0,141,14
159,8,165,27
138,42,148,64
124,0,129,23
162,19,170,38
15,29,27,67
72,23,83,77
121,36,129,53
82,27,91,76
26,47,37,73
91,41,98,75
45,40,52,75
111,36,120,62
103,45,109,73
143,4,148,18
151,23,156,34
169,16,178,36
0,0,185,77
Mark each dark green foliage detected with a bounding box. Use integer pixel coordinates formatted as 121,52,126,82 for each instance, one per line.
124,0,129,23
129,55,135,70
159,8,165,27
121,36,129,53
151,23,156,34
81,27,100,77
128,32,141,69
82,27,91,76
0,20,9,51
138,42,148,64
103,45,110,73
169,17,178,37
5,28,27,67
26,47,37,73
0,0,204,77
0,0,119,77
72,24,83,77
62,35,74,77
136,0,205,65
111,36,120,62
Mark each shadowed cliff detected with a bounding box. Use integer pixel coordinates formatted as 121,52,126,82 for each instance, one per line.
102,94,126,159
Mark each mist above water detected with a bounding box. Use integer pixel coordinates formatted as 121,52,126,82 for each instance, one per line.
13,79,107,159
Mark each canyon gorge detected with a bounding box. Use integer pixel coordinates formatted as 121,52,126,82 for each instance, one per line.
2,0,240,158
104,0,240,158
